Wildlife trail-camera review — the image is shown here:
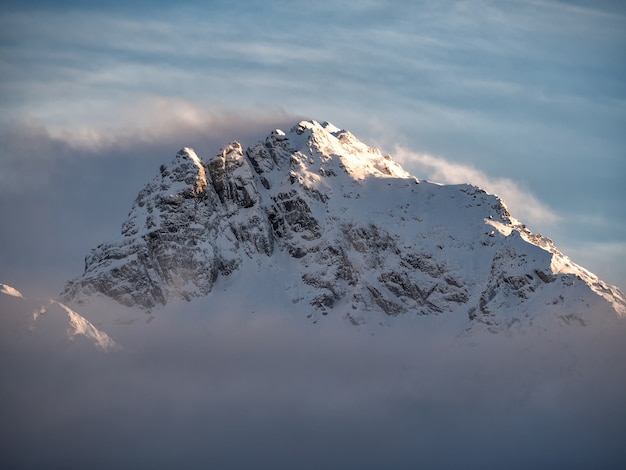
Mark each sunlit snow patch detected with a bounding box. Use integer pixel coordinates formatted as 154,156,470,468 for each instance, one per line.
51,301,118,352
1,283,25,298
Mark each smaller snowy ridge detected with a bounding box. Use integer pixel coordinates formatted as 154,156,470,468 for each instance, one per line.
53,301,118,352
485,216,626,316
1,281,117,352
1,283,24,298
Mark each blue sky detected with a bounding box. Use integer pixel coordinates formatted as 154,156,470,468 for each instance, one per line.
1,0,625,290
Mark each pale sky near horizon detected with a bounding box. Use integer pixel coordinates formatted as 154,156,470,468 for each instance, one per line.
1,0,625,291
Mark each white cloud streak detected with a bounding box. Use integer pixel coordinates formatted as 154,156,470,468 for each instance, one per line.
394,146,560,229
47,97,301,152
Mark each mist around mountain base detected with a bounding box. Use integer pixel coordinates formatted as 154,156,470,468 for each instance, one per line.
2,287,625,470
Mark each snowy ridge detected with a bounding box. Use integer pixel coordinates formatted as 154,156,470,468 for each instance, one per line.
62,120,626,330
485,213,626,317
55,301,118,352
1,283,117,352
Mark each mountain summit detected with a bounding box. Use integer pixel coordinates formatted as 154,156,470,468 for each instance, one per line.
62,120,625,330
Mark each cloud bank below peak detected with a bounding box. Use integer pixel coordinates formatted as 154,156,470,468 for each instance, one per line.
0,100,301,193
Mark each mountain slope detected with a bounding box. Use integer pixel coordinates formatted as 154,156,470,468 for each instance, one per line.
62,120,626,330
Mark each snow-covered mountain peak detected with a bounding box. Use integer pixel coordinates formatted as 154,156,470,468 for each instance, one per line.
285,120,411,181
62,120,626,330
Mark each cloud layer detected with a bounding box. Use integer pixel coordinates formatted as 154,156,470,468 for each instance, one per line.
1,294,625,469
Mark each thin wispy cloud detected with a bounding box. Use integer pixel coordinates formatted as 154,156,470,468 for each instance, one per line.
56,98,300,151
529,0,626,21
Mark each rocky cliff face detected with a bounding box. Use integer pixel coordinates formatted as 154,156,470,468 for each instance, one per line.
62,120,626,329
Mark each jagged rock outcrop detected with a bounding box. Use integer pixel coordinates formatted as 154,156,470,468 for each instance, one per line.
63,146,273,308
63,120,626,328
